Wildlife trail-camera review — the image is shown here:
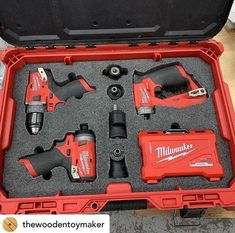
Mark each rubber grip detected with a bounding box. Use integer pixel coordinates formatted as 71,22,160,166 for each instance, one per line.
48,79,88,101
19,148,69,177
134,62,189,88
43,69,92,101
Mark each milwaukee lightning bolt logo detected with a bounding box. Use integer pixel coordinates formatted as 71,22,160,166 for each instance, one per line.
156,144,195,163
140,87,150,103
80,151,90,174
32,76,40,91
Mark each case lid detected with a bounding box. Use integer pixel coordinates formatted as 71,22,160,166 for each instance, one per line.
0,0,233,46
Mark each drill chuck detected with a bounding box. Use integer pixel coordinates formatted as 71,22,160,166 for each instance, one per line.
26,112,43,135
26,102,45,135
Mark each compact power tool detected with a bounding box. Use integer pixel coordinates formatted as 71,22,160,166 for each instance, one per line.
139,126,224,184
25,68,95,134
19,124,96,182
133,62,207,117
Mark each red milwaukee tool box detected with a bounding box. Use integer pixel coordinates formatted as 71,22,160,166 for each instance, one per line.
0,0,234,215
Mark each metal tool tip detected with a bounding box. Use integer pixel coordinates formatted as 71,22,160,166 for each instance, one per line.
113,104,118,111
31,127,40,135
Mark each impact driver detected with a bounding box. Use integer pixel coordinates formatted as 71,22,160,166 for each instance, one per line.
25,68,95,134
133,62,207,117
19,124,96,182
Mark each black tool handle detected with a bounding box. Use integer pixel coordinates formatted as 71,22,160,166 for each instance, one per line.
50,79,88,100
19,149,69,177
134,62,189,89
45,70,93,101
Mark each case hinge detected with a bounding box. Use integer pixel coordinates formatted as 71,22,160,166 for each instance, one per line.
25,46,36,50
46,45,56,49
148,42,159,46
86,44,96,48
66,44,76,49
168,41,179,45
188,40,199,44
128,43,139,47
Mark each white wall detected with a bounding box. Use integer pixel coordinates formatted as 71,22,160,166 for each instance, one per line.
229,0,235,23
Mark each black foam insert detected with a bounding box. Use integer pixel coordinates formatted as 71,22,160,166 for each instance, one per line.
3,57,233,198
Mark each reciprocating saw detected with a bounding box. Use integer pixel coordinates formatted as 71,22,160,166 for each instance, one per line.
133,62,207,117
25,68,95,135
19,124,96,182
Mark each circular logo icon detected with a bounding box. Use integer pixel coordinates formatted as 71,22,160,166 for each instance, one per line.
2,217,18,232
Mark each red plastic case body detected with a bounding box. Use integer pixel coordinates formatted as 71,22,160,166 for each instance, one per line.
0,41,235,214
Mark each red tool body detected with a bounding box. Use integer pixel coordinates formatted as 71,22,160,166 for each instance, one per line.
19,124,96,182
26,71,63,112
25,68,95,135
139,129,224,184
133,62,207,116
25,70,94,112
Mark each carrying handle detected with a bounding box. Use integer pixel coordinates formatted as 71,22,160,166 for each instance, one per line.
101,200,147,211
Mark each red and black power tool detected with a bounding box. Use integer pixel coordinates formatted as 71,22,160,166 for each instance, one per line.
19,124,96,182
138,125,224,184
25,68,95,134
133,62,207,117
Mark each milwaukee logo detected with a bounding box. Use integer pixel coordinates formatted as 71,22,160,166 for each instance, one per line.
32,76,40,91
156,144,194,163
140,87,149,103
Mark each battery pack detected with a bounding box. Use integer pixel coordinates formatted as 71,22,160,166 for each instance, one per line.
139,129,224,184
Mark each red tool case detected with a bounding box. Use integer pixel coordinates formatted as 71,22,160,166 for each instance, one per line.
0,0,235,215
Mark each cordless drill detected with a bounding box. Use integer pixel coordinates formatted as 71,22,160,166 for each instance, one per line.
133,62,207,117
25,68,95,134
19,124,96,182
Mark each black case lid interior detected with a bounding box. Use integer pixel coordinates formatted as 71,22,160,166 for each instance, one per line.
0,0,233,46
